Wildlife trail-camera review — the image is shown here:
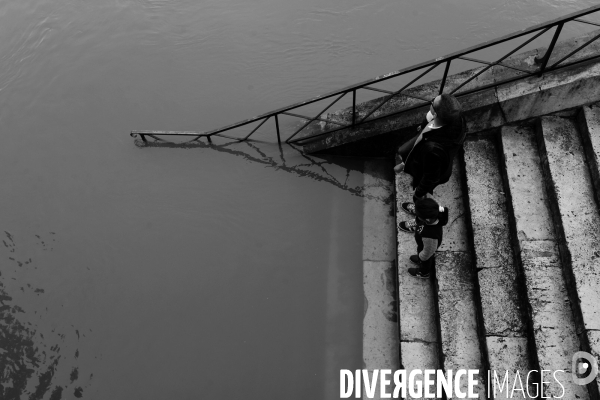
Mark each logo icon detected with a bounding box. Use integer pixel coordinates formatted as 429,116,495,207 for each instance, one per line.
572,351,599,385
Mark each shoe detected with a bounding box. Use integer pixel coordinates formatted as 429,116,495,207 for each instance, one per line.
398,219,418,233
401,202,416,215
408,267,430,279
409,255,421,265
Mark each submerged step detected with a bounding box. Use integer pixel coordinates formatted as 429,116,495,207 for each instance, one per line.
462,137,533,398
501,124,588,399
537,115,600,394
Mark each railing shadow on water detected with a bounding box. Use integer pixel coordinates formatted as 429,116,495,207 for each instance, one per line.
133,135,395,204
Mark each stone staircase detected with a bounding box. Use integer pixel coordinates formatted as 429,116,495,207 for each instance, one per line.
395,103,600,399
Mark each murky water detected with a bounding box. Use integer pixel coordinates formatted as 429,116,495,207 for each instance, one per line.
0,0,598,398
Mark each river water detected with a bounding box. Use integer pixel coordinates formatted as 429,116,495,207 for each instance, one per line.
0,0,598,399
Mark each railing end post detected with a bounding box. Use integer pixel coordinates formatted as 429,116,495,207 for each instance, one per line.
131,133,148,147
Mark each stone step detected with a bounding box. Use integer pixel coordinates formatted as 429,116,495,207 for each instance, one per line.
395,171,440,400
396,158,486,400
431,158,486,400
362,160,400,400
462,136,533,399
537,115,600,395
394,113,600,399
579,104,600,229
578,104,600,398
501,124,588,399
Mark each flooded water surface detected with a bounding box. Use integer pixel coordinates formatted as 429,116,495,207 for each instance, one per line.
0,0,598,398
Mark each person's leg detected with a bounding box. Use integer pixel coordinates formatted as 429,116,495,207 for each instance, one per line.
408,255,433,278
420,256,434,274
401,191,435,219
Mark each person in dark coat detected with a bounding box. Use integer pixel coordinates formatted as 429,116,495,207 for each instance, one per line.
394,93,466,233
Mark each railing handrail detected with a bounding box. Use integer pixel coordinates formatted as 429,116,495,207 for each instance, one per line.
131,4,600,147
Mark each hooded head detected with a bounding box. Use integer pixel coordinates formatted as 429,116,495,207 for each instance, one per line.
431,93,462,125
426,93,465,144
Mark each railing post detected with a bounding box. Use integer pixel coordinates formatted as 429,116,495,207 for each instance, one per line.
140,134,147,144
439,60,451,94
206,135,212,143
275,114,281,144
535,23,564,76
352,90,356,126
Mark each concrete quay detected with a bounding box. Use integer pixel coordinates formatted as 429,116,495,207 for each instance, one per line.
306,29,600,400
390,105,600,398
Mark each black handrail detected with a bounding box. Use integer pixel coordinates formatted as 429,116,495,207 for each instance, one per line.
131,5,600,147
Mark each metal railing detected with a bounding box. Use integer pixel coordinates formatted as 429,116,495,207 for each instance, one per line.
131,5,600,147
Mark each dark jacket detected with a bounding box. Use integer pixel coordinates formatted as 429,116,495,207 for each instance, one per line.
401,116,466,198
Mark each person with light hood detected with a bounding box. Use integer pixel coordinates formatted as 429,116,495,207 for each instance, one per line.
394,93,466,233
